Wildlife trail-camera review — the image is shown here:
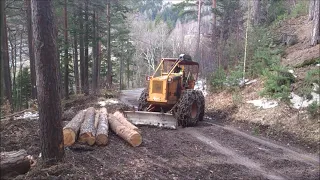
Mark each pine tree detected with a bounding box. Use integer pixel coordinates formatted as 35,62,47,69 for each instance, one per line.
32,0,64,164
1,0,13,110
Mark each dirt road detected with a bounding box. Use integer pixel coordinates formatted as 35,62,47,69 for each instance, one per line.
117,89,319,180
1,89,319,180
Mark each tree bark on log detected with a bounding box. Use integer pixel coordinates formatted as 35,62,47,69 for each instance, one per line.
63,110,86,146
96,108,109,146
113,111,140,132
79,107,96,145
0,150,33,177
109,114,142,147
94,109,99,128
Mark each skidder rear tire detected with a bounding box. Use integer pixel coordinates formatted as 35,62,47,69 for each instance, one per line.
174,89,202,127
138,89,149,111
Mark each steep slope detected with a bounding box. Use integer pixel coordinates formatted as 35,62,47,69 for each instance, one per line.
206,15,319,152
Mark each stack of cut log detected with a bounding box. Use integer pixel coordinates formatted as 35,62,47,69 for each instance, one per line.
63,107,142,147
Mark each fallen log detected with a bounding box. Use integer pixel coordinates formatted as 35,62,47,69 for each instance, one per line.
113,111,140,132
94,110,100,129
79,107,96,145
96,108,109,146
63,110,86,146
0,149,33,177
109,114,142,147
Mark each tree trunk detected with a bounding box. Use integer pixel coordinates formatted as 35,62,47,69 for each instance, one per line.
55,24,63,99
64,0,69,99
32,0,64,164
18,28,24,110
109,114,142,147
1,1,13,109
106,1,112,87
311,0,319,46
195,0,202,61
113,111,139,132
0,0,4,103
308,0,315,21
79,2,85,94
126,57,130,89
96,108,109,146
120,46,123,90
0,150,33,177
211,0,216,62
252,0,261,26
58,47,64,99
97,14,101,89
92,11,98,94
26,0,37,100
79,107,96,145
73,8,80,94
83,0,89,95
63,110,86,146
9,31,17,110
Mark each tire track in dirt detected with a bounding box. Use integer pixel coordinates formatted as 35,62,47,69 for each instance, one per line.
222,125,320,166
186,129,287,180
119,88,319,180
203,121,319,166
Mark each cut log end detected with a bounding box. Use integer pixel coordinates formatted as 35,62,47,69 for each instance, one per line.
96,134,108,146
62,110,86,146
130,133,142,147
79,132,95,146
63,128,76,146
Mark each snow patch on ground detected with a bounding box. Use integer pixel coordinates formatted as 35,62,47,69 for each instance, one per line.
247,99,279,109
245,79,257,85
290,83,319,109
288,69,297,78
290,92,319,109
16,111,39,120
98,99,120,107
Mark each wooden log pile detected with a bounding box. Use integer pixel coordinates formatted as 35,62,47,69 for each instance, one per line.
63,107,142,147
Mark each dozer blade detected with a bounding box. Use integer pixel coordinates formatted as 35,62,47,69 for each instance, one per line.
123,111,177,129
